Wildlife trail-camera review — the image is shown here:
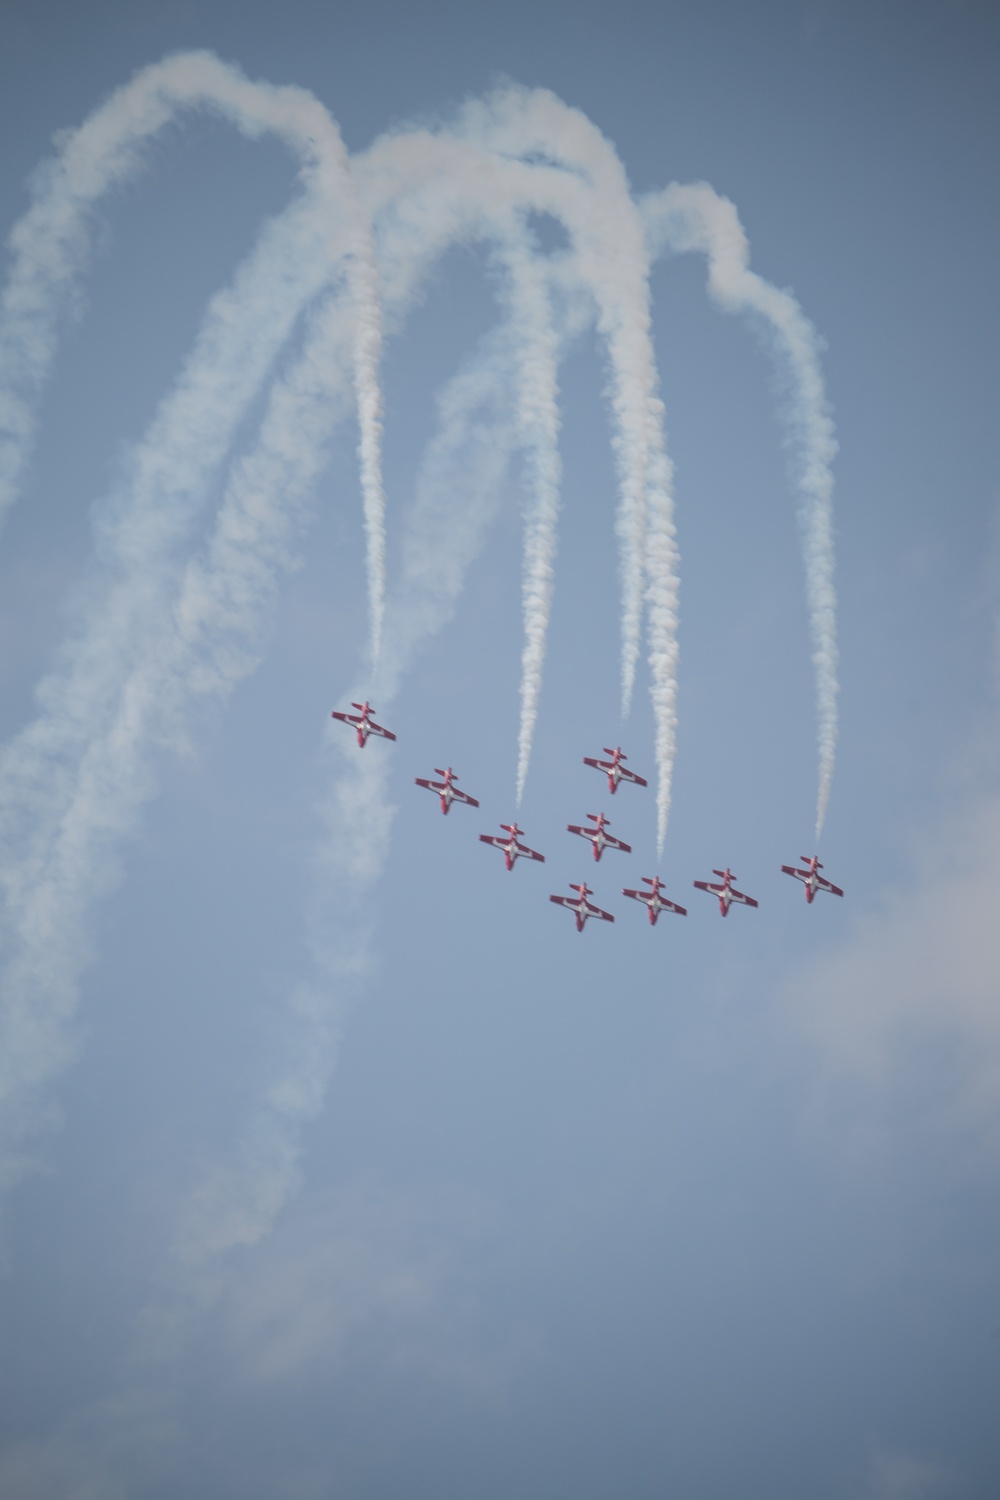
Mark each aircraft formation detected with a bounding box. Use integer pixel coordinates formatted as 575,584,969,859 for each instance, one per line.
332,705,844,932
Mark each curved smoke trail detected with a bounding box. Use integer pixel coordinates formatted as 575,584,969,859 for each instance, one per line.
0,63,839,1257
173,120,675,1258
0,91,580,1215
360,99,680,819
0,285,361,1196
0,55,382,1191
0,51,389,665
463,89,676,731
642,183,839,839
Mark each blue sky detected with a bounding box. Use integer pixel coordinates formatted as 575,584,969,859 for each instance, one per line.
0,2,998,1497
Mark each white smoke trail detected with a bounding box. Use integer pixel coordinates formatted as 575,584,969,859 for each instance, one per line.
641,183,839,838
352,131,573,798
497,221,564,805
175,137,647,1264
0,84,849,1500
359,130,568,799
172,157,608,1263
458,88,681,844
0,50,388,664
644,447,682,854
0,56,389,1194
359,102,680,821
0,69,836,1266
0,88,682,1206
379,325,522,694
0,280,359,1197
461,88,677,733
174,320,529,1265
0,104,572,1221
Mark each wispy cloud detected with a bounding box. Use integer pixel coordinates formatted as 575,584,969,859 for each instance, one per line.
781,782,1000,1155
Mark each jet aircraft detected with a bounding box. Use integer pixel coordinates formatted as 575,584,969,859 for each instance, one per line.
693,867,759,917
567,811,632,862
549,881,615,932
331,700,396,748
780,855,844,903
622,875,687,925
583,746,648,795
415,767,480,815
479,822,545,871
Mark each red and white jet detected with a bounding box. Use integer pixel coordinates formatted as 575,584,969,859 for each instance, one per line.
693,867,759,917
479,822,545,871
622,875,688,925
331,700,396,748
567,811,632,862
583,746,648,795
549,881,615,932
414,767,480,815
781,855,844,904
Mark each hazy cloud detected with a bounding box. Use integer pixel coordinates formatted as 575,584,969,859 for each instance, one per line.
855,1443,956,1500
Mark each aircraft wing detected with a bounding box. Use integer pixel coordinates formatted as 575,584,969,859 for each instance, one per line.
567,824,591,840
661,897,687,916
603,833,632,853
549,894,574,909
781,864,808,882
693,880,721,895
517,843,545,862
622,887,644,903
367,720,396,741
582,756,607,772
479,834,504,850
451,788,480,807
331,710,359,727
729,887,758,908
617,766,648,787
586,902,615,923
415,777,438,793
816,875,844,897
